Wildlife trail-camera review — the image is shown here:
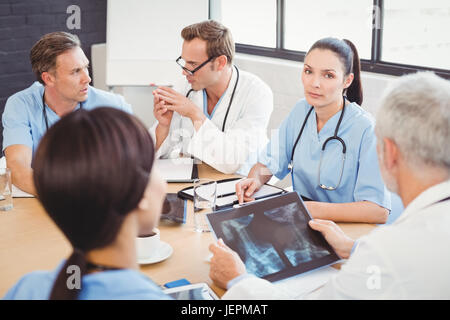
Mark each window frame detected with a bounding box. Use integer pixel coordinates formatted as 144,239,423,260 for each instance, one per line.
231,0,450,79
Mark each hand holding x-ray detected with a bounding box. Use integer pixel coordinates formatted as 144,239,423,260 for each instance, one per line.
308,219,355,259
209,239,246,289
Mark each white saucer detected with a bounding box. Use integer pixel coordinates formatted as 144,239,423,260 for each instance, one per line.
138,241,173,265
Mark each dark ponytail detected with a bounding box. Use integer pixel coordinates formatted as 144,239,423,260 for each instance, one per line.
342,39,363,106
49,249,87,300
33,108,155,300
307,37,363,105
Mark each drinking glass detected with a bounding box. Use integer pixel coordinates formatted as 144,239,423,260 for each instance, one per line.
0,168,13,211
193,179,217,232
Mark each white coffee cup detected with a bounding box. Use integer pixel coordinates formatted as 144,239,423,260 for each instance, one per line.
136,228,160,260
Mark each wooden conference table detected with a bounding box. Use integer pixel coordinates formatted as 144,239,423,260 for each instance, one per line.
0,164,376,298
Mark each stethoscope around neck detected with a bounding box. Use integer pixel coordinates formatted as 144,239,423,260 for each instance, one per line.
42,90,84,131
288,95,347,191
185,65,239,132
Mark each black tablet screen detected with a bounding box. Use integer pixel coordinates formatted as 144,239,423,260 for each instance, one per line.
160,193,186,224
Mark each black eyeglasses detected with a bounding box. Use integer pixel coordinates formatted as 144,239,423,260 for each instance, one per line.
175,56,215,75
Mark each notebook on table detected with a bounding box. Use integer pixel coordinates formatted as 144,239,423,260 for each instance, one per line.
177,177,286,210
154,158,198,183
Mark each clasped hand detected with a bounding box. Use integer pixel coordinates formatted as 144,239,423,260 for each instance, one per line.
152,86,201,120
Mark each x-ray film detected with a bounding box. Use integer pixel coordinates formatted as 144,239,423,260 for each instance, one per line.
207,192,340,282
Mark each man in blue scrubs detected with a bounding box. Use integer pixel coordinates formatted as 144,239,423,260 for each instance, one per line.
2,32,132,195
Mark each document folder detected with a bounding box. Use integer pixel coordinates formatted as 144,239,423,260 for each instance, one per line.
177,177,286,210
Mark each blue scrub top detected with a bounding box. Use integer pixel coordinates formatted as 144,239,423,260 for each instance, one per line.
202,87,227,120
2,82,133,156
259,98,391,209
3,260,171,300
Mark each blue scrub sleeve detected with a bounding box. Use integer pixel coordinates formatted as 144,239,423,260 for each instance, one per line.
117,94,133,114
258,111,293,180
353,127,391,210
2,96,34,151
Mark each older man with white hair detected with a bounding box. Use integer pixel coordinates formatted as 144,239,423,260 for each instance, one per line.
208,71,450,299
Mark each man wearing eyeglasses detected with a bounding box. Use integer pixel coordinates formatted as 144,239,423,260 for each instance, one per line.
150,20,273,175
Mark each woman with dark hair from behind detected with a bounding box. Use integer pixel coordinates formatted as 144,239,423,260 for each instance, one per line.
3,107,171,300
235,37,391,224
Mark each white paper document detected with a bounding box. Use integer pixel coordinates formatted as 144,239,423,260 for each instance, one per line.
154,158,195,182
181,179,242,198
273,266,338,299
12,185,34,198
182,179,284,208
216,181,284,208
215,179,284,199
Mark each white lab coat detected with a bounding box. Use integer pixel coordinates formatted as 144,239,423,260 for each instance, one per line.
150,67,273,175
222,180,450,300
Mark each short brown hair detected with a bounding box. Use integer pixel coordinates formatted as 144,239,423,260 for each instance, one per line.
181,20,234,65
30,32,81,84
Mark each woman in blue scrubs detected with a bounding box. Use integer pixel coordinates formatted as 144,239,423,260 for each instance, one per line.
236,38,391,223
4,108,170,300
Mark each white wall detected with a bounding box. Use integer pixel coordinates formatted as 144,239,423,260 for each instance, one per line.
106,0,208,86
92,43,397,133
91,43,156,128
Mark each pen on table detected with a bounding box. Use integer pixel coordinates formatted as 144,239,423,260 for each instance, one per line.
233,201,253,208
216,192,236,198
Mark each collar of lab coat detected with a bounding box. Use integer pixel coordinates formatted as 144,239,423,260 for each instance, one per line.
393,179,450,225
187,65,238,117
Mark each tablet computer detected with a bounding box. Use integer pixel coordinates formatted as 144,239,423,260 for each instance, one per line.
163,283,219,300
206,192,341,282
160,193,187,224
